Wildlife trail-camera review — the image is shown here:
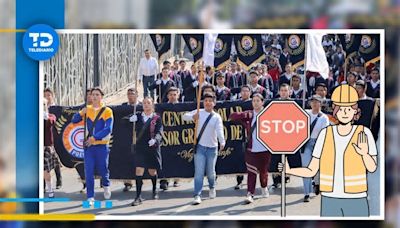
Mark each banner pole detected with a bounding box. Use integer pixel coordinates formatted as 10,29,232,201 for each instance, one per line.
281,154,286,217
83,34,89,149
302,34,308,109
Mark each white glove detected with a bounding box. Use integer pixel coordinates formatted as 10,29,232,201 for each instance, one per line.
148,139,157,147
156,79,162,85
129,114,138,122
43,112,49,120
192,81,199,87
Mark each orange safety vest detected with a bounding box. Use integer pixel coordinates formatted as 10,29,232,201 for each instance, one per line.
319,125,368,193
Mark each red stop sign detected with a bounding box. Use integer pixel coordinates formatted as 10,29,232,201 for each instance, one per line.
256,101,310,154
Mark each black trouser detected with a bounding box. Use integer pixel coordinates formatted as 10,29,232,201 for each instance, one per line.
143,75,155,99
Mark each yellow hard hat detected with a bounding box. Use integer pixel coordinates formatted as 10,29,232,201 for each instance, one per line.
331,84,359,106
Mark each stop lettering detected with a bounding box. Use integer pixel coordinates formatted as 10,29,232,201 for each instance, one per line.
256,101,310,154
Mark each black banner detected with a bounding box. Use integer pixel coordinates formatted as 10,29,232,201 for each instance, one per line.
233,34,265,71
49,99,378,179
182,34,204,65
150,34,171,60
282,34,305,70
358,34,380,67
338,34,362,58
214,34,233,70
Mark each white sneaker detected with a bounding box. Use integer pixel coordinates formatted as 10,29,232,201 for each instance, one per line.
87,197,95,206
261,187,270,198
103,186,111,199
245,193,254,204
209,188,216,199
47,191,54,198
192,196,202,205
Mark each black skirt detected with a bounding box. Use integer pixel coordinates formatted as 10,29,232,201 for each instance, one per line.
135,145,162,170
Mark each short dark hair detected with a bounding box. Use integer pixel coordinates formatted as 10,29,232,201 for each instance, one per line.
203,92,216,101
162,66,170,71
44,88,54,95
163,60,171,66
167,86,179,94
315,83,327,90
280,83,290,89
91,87,104,96
206,66,212,74
144,49,149,52
241,85,251,92
202,84,215,93
252,93,264,101
127,88,137,94
179,59,185,64
249,70,258,76
371,68,379,73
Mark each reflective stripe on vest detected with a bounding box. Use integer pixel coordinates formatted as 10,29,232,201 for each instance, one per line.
319,125,367,193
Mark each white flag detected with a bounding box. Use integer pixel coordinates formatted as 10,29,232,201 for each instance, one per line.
306,34,329,79
203,33,218,67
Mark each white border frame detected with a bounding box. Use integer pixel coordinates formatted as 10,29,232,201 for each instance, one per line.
38,29,385,221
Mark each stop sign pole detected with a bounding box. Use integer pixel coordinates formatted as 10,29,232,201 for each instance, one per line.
256,101,310,217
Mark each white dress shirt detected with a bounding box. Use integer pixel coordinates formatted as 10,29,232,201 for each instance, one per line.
306,110,330,139
183,109,225,148
138,57,159,80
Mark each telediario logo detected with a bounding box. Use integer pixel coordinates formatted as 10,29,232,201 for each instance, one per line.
23,24,59,61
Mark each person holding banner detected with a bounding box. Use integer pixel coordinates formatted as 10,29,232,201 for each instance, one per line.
279,84,378,217
183,93,225,205
230,93,271,204
129,97,163,206
71,87,113,205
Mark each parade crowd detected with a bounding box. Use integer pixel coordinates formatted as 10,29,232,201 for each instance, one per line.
43,34,380,209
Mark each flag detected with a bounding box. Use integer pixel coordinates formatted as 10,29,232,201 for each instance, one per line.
150,34,171,60
213,34,233,70
338,34,362,58
203,33,218,67
282,34,305,70
305,34,329,79
182,34,204,65
233,34,265,70
358,34,380,68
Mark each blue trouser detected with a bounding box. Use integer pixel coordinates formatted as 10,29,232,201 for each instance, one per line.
142,75,155,99
301,138,316,195
194,144,218,197
84,144,110,199
321,196,369,217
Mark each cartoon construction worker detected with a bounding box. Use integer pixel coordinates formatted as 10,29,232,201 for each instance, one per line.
279,84,378,217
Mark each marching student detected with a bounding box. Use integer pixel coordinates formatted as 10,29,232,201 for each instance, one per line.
290,74,307,99
366,68,380,98
43,88,63,189
234,85,252,190
43,98,58,198
121,88,142,192
129,97,163,206
71,87,113,205
181,62,198,102
149,67,176,103
159,87,181,191
248,71,268,98
183,93,225,205
302,95,329,202
230,93,271,203
215,72,231,101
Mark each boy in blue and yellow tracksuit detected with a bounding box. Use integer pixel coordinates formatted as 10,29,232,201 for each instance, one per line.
72,103,113,202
